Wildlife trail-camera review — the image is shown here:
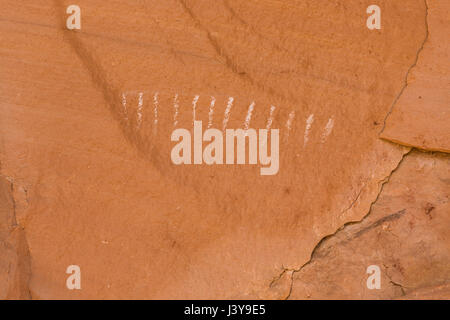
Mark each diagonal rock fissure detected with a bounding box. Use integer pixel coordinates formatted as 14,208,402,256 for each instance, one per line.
176,0,297,105
9,179,32,300
380,0,429,135
278,148,413,300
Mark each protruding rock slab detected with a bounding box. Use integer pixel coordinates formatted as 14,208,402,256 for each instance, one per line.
381,0,450,153
290,151,450,299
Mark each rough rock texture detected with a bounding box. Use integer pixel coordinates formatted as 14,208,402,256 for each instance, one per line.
289,150,450,299
381,0,450,152
0,175,31,299
0,0,448,299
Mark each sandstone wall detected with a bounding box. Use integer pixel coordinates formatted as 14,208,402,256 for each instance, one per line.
0,0,448,299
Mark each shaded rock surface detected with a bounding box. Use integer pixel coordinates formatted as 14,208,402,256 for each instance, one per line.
289,150,449,299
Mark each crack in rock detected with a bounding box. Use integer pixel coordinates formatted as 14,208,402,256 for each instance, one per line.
0,174,32,299
380,0,429,135
272,149,413,299
271,1,431,300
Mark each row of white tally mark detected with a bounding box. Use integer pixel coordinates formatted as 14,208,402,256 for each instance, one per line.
121,92,334,145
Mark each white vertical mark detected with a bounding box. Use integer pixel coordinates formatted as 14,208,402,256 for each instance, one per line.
303,114,314,147
153,92,159,135
136,92,144,129
222,97,234,130
192,95,200,125
208,96,216,129
286,110,295,136
266,105,276,130
321,118,334,143
244,101,255,130
173,93,179,127
121,93,128,123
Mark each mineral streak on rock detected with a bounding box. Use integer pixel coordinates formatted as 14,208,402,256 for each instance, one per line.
0,175,31,299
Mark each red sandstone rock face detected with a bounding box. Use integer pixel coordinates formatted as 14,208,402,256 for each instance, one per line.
0,0,448,299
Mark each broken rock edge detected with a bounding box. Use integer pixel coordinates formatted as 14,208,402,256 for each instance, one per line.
271,0,441,300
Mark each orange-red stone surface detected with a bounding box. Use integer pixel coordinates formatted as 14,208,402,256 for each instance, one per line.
381,0,450,153
0,0,448,299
